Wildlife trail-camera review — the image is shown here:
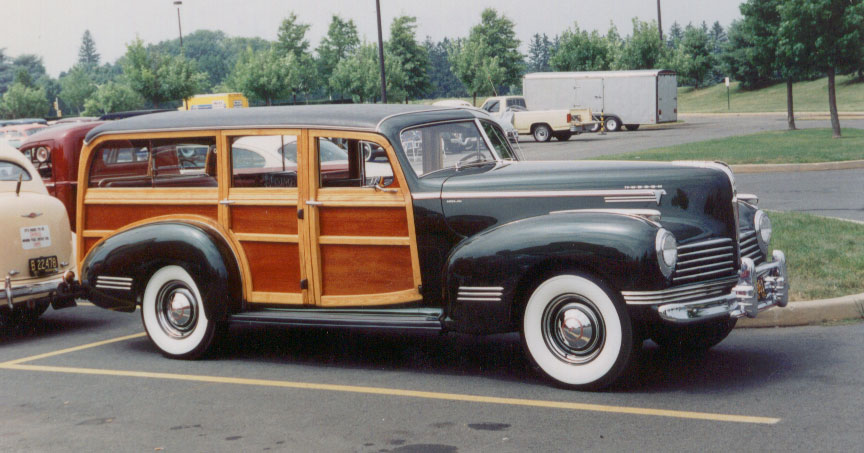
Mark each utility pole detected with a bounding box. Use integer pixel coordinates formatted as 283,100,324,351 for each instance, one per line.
656,0,663,45
174,1,184,50
375,0,387,103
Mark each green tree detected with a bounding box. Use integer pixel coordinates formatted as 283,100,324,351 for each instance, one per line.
527,33,553,72
616,19,666,70
424,37,467,98
227,47,290,105
675,24,714,88
451,8,522,103
78,30,100,66
550,24,614,71
82,80,145,115
122,38,206,107
59,65,96,115
387,16,429,100
330,43,407,103
667,21,684,49
0,82,49,118
316,15,360,99
778,0,864,138
275,12,310,58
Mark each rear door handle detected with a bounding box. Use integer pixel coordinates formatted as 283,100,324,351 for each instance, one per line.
306,200,323,206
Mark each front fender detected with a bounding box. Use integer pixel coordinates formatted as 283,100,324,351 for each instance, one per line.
81,221,242,320
444,212,664,333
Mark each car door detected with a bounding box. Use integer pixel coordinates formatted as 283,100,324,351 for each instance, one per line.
220,129,310,305
302,130,422,307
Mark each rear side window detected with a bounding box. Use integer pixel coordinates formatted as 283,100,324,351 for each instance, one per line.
89,137,217,188
230,134,299,188
0,161,31,181
506,98,526,109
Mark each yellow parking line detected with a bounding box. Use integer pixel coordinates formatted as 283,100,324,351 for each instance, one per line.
0,332,147,366
0,362,779,425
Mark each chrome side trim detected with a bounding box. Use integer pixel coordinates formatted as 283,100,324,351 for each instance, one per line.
457,286,503,303
622,276,737,305
95,276,132,291
550,208,662,226
425,188,665,202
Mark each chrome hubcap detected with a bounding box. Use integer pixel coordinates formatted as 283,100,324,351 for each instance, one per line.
542,295,605,364
155,281,198,338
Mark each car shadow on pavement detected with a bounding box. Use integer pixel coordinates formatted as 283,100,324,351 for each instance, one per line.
0,314,113,347
121,324,808,393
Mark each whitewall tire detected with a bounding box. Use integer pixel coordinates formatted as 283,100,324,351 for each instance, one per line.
522,274,634,390
141,265,217,359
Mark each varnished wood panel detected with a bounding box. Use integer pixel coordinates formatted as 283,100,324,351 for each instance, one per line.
231,205,298,235
318,207,408,237
82,237,101,259
242,241,302,293
84,204,217,231
320,245,414,296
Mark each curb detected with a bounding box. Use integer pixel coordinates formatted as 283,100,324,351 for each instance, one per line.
680,112,864,119
730,159,864,174
737,292,864,328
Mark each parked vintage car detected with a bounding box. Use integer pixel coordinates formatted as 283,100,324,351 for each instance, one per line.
18,121,105,230
1,141,80,327
75,105,788,389
0,123,48,149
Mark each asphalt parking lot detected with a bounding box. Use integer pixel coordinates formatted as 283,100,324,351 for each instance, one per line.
2,305,863,451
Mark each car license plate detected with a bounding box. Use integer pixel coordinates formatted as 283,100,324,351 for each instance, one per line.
21,225,51,250
29,256,59,277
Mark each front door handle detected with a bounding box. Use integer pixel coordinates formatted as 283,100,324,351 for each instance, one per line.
219,200,235,205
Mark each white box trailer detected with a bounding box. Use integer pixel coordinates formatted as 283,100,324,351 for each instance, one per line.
523,70,677,131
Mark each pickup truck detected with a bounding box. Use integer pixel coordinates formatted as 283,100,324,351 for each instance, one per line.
480,96,596,142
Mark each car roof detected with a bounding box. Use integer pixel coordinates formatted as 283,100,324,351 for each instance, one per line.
84,104,477,144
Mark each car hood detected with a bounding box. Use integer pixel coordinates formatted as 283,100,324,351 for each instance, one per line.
438,160,737,244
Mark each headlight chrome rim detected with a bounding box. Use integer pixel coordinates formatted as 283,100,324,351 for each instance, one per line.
754,210,772,254
655,228,677,278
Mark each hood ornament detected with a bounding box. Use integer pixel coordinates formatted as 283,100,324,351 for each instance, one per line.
22,212,43,219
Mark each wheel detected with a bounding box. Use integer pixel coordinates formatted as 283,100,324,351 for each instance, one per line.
553,132,572,141
651,317,737,352
521,274,635,390
141,265,218,359
623,124,640,131
604,116,621,132
532,124,552,142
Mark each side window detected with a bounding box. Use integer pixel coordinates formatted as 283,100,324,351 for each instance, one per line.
151,137,217,188
400,121,494,176
230,135,299,188
318,137,396,189
506,98,526,109
480,121,516,160
88,139,151,188
88,136,217,188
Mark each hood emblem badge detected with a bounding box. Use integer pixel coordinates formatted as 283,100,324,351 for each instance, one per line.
22,212,43,219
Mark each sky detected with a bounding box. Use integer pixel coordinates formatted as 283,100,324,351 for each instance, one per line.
1,0,745,77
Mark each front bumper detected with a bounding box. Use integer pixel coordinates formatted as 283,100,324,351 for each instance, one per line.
653,250,789,323
4,274,84,311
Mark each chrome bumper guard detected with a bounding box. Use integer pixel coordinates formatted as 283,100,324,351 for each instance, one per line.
4,274,84,310
656,250,788,323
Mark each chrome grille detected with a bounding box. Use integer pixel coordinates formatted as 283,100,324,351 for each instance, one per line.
738,229,765,265
672,238,737,284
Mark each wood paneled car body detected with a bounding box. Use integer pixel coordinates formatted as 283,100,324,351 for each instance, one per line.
76,105,788,389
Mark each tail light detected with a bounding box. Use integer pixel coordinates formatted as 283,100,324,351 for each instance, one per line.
566,113,572,123
674,108,678,114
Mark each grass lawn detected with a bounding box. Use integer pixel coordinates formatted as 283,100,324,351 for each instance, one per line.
594,128,864,164
770,212,864,301
679,75,864,113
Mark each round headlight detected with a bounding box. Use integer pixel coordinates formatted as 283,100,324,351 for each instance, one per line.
655,229,677,278
35,146,50,163
754,210,772,252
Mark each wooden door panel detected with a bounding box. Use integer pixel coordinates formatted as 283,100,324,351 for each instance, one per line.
318,206,408,237
231,205,298,235
320,244,414,296
243,241,303,293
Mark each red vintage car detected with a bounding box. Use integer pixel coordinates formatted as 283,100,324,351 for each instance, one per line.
18,121,105,230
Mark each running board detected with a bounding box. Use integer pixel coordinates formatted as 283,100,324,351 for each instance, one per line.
228,307,444,331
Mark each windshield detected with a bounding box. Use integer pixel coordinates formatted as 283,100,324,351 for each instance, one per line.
0,161,32,181
400,121,497,176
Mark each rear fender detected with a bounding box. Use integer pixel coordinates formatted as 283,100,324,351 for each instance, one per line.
80,221,242,320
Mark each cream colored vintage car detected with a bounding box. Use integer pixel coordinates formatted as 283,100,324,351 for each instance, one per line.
1,141,79,327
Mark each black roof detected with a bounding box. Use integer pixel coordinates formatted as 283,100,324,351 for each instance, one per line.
84,104,477,144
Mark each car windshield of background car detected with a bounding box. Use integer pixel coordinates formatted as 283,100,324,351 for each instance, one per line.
400,121,496,177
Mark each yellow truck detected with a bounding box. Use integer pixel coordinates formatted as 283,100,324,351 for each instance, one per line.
182,93,249,110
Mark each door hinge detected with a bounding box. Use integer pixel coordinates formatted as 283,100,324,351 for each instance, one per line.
300,279,308,290
297,208,304,220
